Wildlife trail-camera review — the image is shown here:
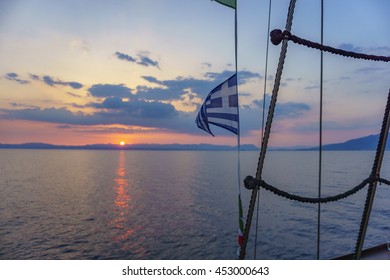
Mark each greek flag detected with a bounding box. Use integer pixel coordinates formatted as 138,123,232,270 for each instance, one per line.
196,74,239,136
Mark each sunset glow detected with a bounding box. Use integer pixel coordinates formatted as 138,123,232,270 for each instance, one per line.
0,0,389,148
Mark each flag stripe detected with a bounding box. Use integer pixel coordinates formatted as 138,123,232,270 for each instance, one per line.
210,84,222,94
228,75,237,86
207,112,238,122
196,104,214,136
208,118,238,130
207,107,237,114
208,121,238,134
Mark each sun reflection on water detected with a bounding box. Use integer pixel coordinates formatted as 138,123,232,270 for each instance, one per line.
111,151,147,257
112,151,133,242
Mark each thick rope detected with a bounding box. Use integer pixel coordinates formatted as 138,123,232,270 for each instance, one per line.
243,175,389,204
239,0,297,260
270,29,390,62
354,89,390,259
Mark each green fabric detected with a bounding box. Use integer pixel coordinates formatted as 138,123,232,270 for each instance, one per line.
215,0,236,9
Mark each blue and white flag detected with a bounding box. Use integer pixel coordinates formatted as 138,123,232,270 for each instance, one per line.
196,74,239,136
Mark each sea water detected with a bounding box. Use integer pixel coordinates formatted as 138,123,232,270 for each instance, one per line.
0,149,389,259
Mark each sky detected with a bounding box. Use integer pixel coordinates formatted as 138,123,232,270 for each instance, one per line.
0,0,389,147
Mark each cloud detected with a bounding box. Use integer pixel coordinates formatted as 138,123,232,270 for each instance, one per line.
2,70,264,136
202,62,212,68
142,76,162,85
137,55,159,68
114,51,160,68
88,84,133,98
91,96,177,118
275,102,310,118
304,85,320,90
3,107,85,125
114,51,136,62
3,72,30,85
60,125,158,134
0,99,205,135
204,70,261,84
252,94,310,118
2,103,177,127
29,74,83,89
9,102,38,109
338,43,362,53
100,96,125,109
338,43,390,56
70,39,90,53
66,92,82,98
29,74,40,80
354,66,386,74
1,98,265,136
57,125,72,129
137,76,212,101
368,46,390,55
137,70,261,101
292,118,379,134
42,75,83,89
66,103,87,109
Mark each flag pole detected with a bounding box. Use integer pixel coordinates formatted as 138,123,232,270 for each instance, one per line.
235,0,245,256
210,0,244,255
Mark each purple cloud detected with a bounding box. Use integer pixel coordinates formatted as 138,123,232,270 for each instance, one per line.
3,72,30,85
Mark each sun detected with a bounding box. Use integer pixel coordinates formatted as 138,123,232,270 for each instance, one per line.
119,141,125,146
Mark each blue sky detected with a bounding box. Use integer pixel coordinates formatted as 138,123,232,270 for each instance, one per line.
0,0,389,147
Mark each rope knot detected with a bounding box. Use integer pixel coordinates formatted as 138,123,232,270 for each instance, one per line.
244,175,262,190
270,29,284,45
368,175,379,184
271,29,390,62
244,175,258,190
270,29,291,45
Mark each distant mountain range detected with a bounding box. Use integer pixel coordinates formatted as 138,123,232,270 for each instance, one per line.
0,142,259,151
303,134,389,151
0,134,388,151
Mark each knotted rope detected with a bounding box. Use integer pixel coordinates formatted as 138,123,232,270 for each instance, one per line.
270,29,390,62
243,175,390,204
354,89,390,259
239,0,297,260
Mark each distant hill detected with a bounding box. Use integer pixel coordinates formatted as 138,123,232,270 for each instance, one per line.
0,142,259,151
1,134,388,151
304,134,389,151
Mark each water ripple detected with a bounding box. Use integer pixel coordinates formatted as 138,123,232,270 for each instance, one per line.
0,150,389,259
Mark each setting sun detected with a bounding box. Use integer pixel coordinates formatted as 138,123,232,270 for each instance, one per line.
119,141,125,146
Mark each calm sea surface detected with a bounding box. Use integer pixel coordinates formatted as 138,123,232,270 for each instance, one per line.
0,149,389,260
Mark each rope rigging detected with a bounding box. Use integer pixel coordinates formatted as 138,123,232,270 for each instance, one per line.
241,88,390,259
238,0,390,260
354,89,390,259
243,175,390,204
270,29,390,62
238,0,298,260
